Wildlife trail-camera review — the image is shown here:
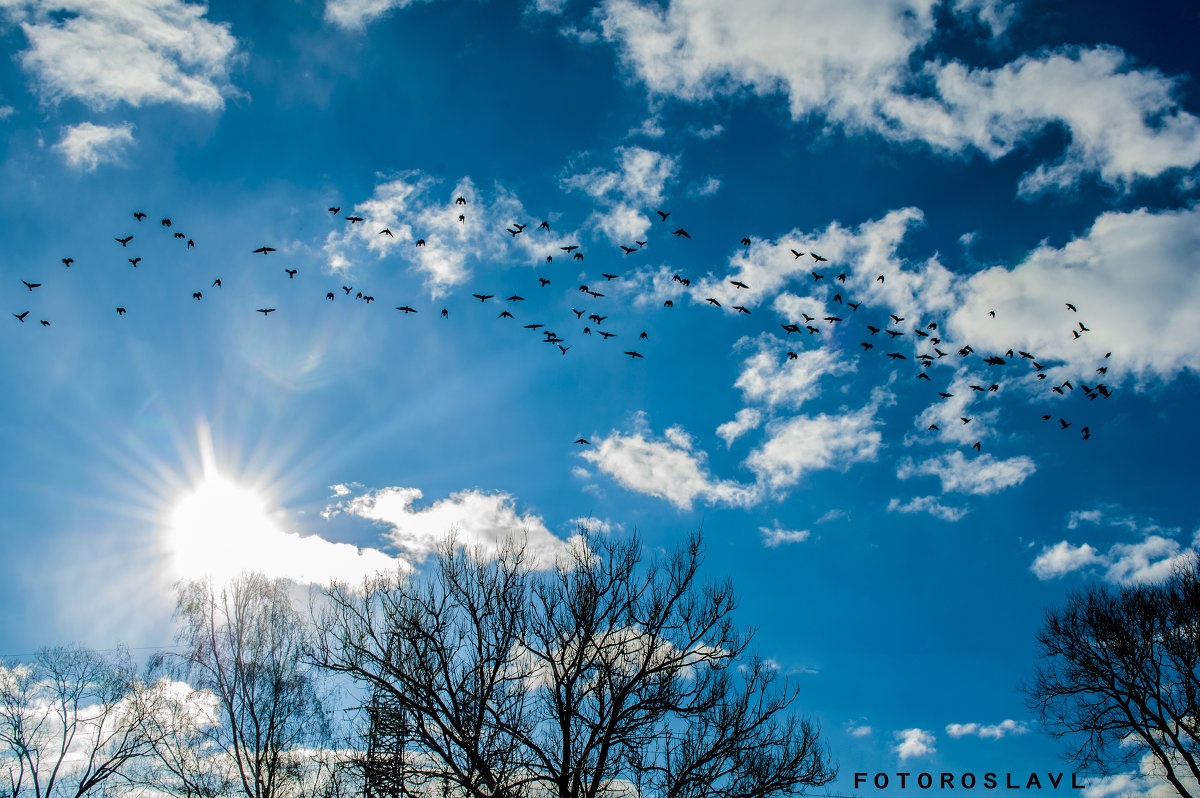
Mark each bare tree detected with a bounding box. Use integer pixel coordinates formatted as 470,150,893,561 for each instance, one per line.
1025,553,1200,798
160,573,332,798
0,645,158,798
312,531,835,798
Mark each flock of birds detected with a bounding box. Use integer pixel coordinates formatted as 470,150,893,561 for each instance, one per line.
10,198,1111,451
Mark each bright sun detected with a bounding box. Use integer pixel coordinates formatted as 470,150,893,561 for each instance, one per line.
168,473,282,582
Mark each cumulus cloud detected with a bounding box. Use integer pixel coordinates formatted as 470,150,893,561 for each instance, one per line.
6,0,237,111
944,205,1200,382
886,495,968,523
734,340,853,409
594,0,1200,192
845,720,873,738
897,451,1036,495
329,485,575,569
945,719,1028,739
580,418,758,510
745,402,882,493
54,122,135,170
893,728,936,760
1031,531,1198,584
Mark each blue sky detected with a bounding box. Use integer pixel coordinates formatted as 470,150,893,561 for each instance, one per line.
1,0,1199,794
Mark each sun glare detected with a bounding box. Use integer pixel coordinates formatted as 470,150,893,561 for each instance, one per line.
168,474,282,582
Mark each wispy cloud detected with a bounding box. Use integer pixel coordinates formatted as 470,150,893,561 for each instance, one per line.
946,719,1028,740
897,451,1036,495
887,496,969,523
759,525,810,547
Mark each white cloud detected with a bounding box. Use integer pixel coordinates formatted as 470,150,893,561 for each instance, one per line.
734,341,853,409
0,104,14,119
562,146,679,243
688,176,721,197
945,719,1028,739
897,451,1036,495
816,508,848,524
324,0,434,30
759,525,809,547
745,402,882,492
53,121,135,170
886,495,968,523
845,720,873,738
715,407,761,447
594,0,1200,192
323,173,567,296
169,476,400,586
333,486,575,569
1030,534,1194,585
1031,540,1105,580
581,420,758,510
944,205,1200,381
893,728,936,760
7,0,237,111
528,0,568,14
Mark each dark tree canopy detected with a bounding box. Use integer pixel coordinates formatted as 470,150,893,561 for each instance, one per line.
312,531,835,798
1025,553,1200,798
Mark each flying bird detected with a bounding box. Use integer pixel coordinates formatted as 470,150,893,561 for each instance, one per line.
285,269,297,278
395,306,417,314
256,308,276,316
213,278,222,287
810,253,827,262
115,308,126,315
730,280,748,289
575,438,589,445
672,229,690,238
115,236,133,246
61,258,74,267
345,216,364,223
128,257,141,267
253,246,276,255
657,211,670,221
13,311,28,322
328,207,340,214
473,294,494,302
624,351,643,358
133,212,146,221
22,281,40,291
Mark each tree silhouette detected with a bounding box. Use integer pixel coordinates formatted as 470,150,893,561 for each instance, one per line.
312,531,835,798
1025,553,1200,797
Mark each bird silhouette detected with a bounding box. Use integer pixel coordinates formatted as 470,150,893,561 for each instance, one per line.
193,292,202,300
345,216,363,223
174,232,186,240
657,211,670,221
253,246,275,255
115,236,133,246
40,320,49,326
740,237,751,245
790,249,804,259
1066,303,1077,312
380,228,393,237
730,280,748,289
395,306,417,314
256,308,276,316
455,196,466,205
22,281,40,291
624,351,643,358
575,438,589,445
61,258,73,267
115,308,126,315
161,218,172,227
13,311,28,322
672,229,690,238
213,278,222,287
128,258,141,267
326,292,335,300
473,294,493,302
499,311,514,319
810,253,827,262
285,269,297,278
133,212,146,221
328,207,340,214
